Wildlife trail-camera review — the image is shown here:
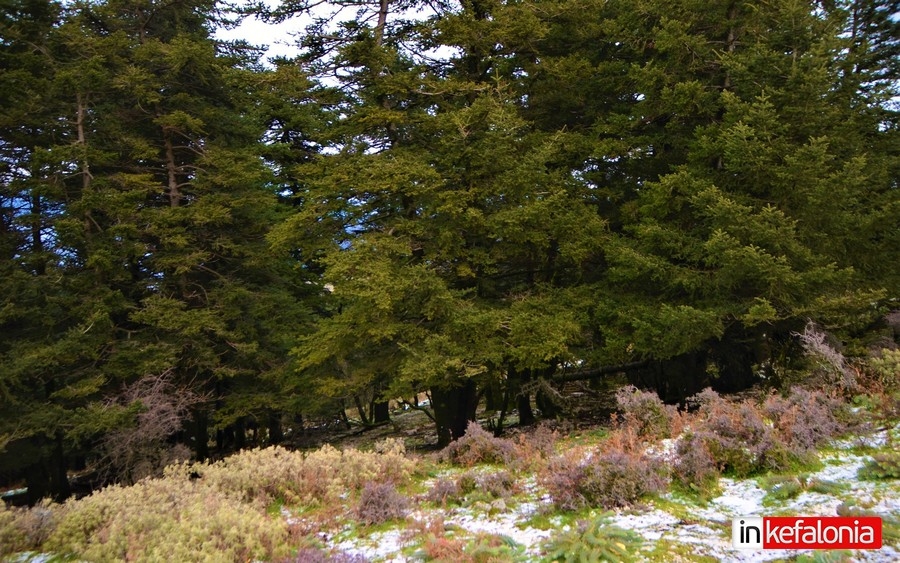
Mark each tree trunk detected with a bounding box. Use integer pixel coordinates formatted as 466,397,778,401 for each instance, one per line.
536,385,560,419
163,133,181,208
25,459,50,506
372,400,390,424
233,418,246,451
353,394,371,425
268,410,284,444
517,392,536,426
710,324,762,394
374,0,390,47
431,379,478,448
509,366,536,425
192,409,209,462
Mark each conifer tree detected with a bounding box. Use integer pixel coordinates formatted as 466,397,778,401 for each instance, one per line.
0,0,312,498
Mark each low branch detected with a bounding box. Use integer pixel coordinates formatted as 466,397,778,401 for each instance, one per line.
398,399,435,422
550,360,651,383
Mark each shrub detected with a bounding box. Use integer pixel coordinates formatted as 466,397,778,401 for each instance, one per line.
688,388,793,476
672,432,719,498
542,512,642,562
858,452,900,480
415,532,523,563
45,477,289,562
763,388,845,453
456,471,479,496
425,477,461,506
794,321,857,389
474,470,516,500
867,349,900,388
0,502,26,557
355,482,409,526
541,451,588,511
462,533,524,561
285,548,370,562
760,475,844,504
512,422,561,469
614,385,674,440
541,447,666,510
0,498,63,556
579,449,667,508
440,422,517,467
164,441,415,507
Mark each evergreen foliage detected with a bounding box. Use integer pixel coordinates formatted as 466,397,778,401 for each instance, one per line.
0,0,897,501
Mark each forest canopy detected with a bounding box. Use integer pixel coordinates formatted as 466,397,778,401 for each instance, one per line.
1,0,898,502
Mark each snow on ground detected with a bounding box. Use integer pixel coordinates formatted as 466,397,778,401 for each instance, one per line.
320,428,900,562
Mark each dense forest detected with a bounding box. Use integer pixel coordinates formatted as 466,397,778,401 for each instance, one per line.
1,0,898,504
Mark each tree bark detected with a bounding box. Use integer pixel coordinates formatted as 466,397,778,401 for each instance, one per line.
267,410,284,444
374,0,389,47
164,133,181,208
431,379,478,448
372,400,390,424
192,409,209,462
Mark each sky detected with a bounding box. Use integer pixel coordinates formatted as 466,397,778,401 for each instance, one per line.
215,9,302,62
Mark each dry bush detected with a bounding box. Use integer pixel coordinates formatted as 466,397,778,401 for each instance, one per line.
0,503,26,557
0,499,62,556
541,450,590,511
99,370,204,483
284,548,370,562
415,531,521,563
429,469,517,506
45,477,289,562
672,432,719,498
439,421,517,467
418,535,469,561
473,470,517,500
794,321,857,390
600,425,643,454
579,448,667,508
511,422,560,470
541,444,666,510
425,477,462,506
355,482,409,526
763,388,846,453
164,439,415,507
614,385,675,440
687,389,793,476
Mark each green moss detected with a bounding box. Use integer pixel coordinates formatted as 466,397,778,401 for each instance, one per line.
642,538,719,562
648,494,708,521
520,507,596,532
560,427,609,448
793,551,855,562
